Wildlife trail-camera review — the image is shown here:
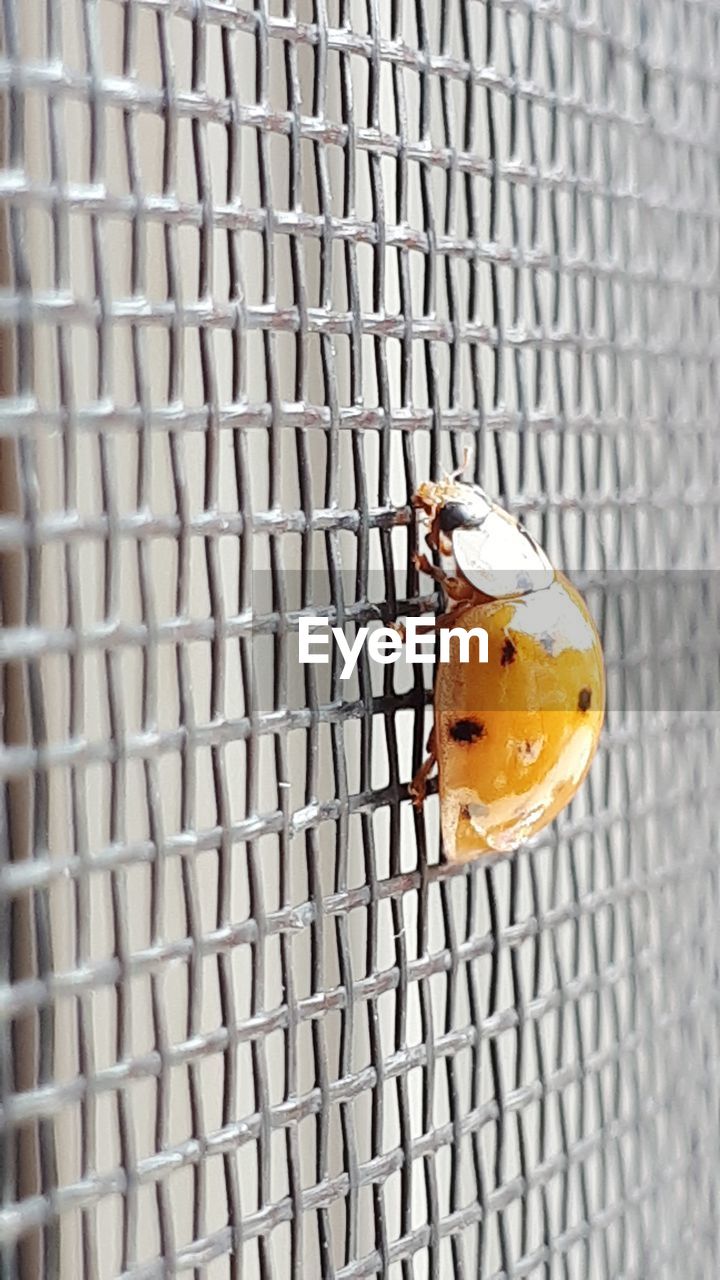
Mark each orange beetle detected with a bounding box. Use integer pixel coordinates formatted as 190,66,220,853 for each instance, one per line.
408,475,605,860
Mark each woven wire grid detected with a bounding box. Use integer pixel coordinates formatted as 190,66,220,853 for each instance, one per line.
2,0,720,1277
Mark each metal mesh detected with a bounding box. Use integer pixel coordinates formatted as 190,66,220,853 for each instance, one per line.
2,0,720,1276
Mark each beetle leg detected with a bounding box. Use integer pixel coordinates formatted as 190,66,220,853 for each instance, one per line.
413,551,445,583
409,726,437,809
393,601,473,650
414,552,474,603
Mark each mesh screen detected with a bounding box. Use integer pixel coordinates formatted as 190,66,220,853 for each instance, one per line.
2,0,720,1277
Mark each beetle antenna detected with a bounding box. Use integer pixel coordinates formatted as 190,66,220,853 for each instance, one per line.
446,444,474,482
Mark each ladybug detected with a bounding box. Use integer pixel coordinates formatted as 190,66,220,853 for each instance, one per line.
407,472,605,860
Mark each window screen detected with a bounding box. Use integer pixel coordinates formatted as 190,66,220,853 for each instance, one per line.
1,1,720,1277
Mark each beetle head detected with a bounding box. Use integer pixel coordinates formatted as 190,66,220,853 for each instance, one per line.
416,480,554,599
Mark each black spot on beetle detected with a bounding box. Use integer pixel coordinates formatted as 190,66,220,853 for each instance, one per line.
450,718,487,744
500,637,517,666
578,687,592,712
